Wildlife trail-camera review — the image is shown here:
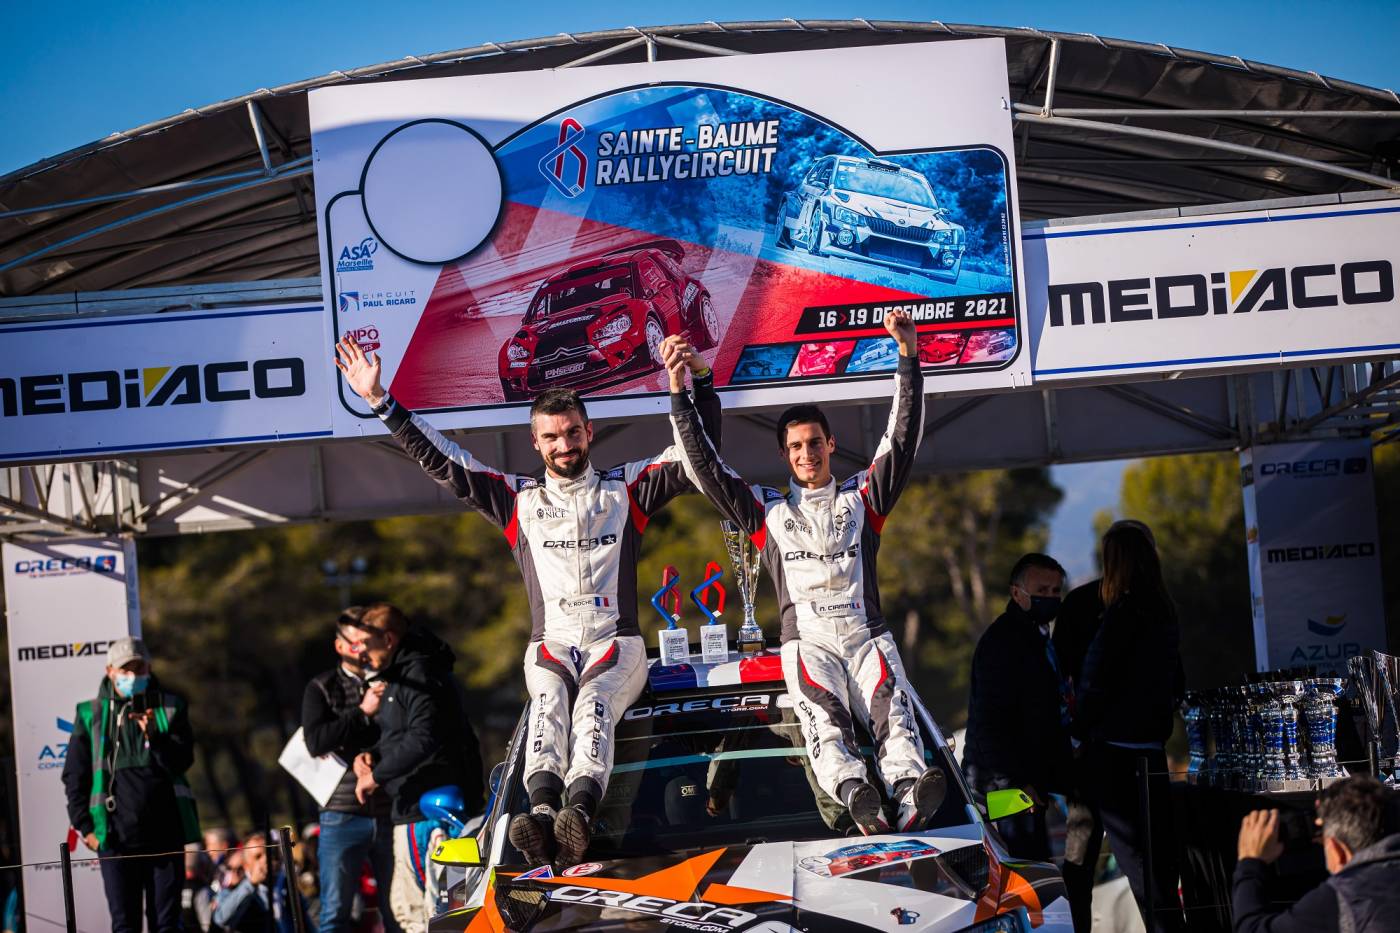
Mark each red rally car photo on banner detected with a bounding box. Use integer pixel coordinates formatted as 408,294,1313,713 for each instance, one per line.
497,240,717,401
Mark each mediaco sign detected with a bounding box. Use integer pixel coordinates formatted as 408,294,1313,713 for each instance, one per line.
1027,201,1400,381
0,305,330,463
1046,259,1393,327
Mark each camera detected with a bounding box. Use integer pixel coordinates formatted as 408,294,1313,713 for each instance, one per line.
1276,807,1317,849
128,692,150,714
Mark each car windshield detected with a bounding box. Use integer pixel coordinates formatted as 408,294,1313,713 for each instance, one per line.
511,688,972,860
833,163,937,208
530,265,633,318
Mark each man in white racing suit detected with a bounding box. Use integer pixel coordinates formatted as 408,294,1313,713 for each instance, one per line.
336,334,719,866
667,311,946,834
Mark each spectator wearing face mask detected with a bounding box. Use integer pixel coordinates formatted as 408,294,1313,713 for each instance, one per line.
962,553,1074,860
62,638,200,933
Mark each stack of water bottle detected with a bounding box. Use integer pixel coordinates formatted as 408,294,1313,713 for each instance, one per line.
1183,669,1348,792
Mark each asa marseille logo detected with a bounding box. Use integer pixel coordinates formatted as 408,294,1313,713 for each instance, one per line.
540,118,588,199
336,237,378,273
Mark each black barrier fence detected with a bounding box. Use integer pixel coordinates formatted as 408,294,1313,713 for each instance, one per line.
10,832,309,933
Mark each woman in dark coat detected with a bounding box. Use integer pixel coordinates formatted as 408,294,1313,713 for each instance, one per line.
1072,522,1186,933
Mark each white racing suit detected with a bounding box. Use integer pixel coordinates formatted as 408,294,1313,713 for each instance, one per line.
374,374,719,806
671,355,928,802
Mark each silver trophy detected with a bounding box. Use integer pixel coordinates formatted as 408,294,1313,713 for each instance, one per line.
1303,678,1347,780
1350,651,1400,783
721,520,765,656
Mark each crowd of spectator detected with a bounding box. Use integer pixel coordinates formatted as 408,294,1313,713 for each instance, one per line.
40,600,484,933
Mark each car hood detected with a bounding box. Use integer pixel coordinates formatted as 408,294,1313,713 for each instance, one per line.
834,192,956,230
524,299,631,352
455,824,1065,932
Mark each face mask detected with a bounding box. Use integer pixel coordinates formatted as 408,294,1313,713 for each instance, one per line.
114,672,149,698
1026,595,1062,625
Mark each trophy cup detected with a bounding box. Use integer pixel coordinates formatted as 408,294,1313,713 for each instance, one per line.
1280,679,1307,784
1303,678,1347,782
1351,651,1400,783
1183,693,1207,783
721,520,765,657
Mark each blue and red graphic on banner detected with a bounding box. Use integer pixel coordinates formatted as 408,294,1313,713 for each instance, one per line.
336,85,1019,412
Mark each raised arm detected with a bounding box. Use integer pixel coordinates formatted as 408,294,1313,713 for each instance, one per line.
668,355,767,538
623,337,724,521
860,311,924,526
336,336,520,529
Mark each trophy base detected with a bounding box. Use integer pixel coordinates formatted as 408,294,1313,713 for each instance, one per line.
1255,777,1345,794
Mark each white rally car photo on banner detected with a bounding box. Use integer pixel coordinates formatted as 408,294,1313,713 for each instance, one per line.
428,652,1070,933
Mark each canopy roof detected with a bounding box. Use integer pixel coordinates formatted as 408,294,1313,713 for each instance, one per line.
2,20,1398,298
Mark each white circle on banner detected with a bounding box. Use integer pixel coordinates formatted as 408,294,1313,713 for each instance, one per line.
361,120,502,264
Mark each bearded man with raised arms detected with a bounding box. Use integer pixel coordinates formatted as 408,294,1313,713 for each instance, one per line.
336,333,718,865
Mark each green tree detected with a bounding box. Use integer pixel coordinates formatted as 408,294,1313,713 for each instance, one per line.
1094,452,1255,688
879,469,1063,724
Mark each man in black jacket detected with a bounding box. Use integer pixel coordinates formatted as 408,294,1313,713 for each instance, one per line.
341,603,483,933
1233,775,1399,932
963,553,1073,859
62,638,200,933
301,608,401,933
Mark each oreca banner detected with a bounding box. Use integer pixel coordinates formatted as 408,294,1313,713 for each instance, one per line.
309,40,1027,433
1026,199,1400,382
0,305,332,463
1241,440,1387,672
4,538,141,933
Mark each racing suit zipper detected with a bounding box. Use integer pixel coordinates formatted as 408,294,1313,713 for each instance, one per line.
820,497,839,592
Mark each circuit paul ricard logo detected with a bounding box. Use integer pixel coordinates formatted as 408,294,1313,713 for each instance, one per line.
38,717,74,772
336,237,378,273
338,291,361,315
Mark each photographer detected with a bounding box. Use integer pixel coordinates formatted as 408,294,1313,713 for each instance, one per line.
1233,775,1399,932
62,638,200,933
302,608,400,933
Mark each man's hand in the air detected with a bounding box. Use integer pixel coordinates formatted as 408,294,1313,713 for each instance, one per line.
661,336,695,393
335,335,387,408
884,309,918,357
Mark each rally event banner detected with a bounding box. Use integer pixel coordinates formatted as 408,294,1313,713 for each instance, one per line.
310,40,1028,433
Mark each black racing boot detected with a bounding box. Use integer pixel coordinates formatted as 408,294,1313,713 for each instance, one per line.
508,806,556,866
844,781,890,836
896,767,948,831
554,805,593,867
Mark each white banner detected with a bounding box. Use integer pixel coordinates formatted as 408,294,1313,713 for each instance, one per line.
310,40,1029,436
1241,440,1387,672
4,538,141,933
1027,200,1400,382
0,304,331,463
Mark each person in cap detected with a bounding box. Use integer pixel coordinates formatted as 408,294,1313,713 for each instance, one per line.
62,637,200,933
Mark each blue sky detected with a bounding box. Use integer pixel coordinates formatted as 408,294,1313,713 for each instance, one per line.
2,1,1394,580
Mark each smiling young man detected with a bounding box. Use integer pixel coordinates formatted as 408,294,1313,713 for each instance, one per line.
667,310,947,834
335,334,718,866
